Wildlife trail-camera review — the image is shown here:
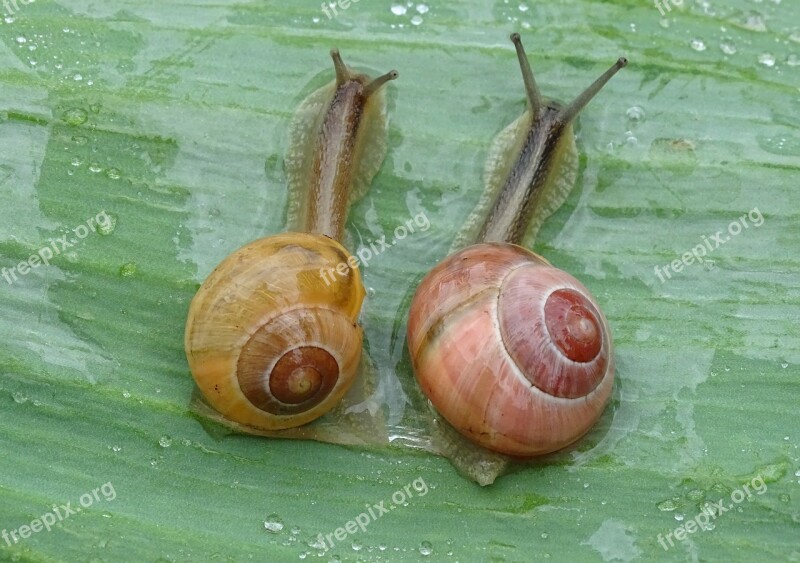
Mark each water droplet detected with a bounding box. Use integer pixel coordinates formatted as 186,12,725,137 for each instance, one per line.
758,52,776,67
5,16,15,23
158,435,172,448
541,532,549,539
518,3,529,12
290,526,301,536
782,362,789,369
626,105,645,122
122,391,131,399
88,162,102,173
72,135,89,145
657,499,678,511
378,544,387,551
419,541,433,556
15,36,26,44
390,3,407,15
62,108,88,126
181,438,192,446
111,445,122,452
12,392,28,404
416,3,429,14
264,514,284,533
787,54,800,67
779,493,790,502
119,262,137,278
73,73,83,82
790,29,800,43
106,168,121,180
410,15,423,25
690,39,707,52
720,39,737,55
351,541,362,551
740,12,767,32
674,513,685,522
96,214,117,236
686,489,705,501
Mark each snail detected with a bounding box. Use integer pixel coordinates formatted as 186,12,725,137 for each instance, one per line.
185,49,397,430
407,34,626,457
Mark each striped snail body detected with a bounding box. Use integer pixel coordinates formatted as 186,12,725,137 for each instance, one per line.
407,35,626,457
185,50,397,431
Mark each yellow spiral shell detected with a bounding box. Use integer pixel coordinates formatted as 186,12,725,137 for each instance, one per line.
184,232,365,430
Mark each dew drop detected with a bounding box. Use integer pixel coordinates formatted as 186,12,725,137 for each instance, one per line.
70,157,83,167
15,36,26,44
111,445,122,452
518,3,529,12
674,513,685,522
106,168,121,180
119,262,137,278
96,214,117,236
779,493,790,502
740,12,767,32
410,15,423,25
264,514,284,533
416,3,429,14
122,391,131,399
158,435,172,448
690,39,707,52
12,392,28,404
626,105,645,122
720,39,737,55
390,3,407,15
351,541,362,551
787,54,800,67
758,52,776,67
419,541,433,556
62,108,88,126
686,489,705,501
657,499,678,511
88,162,102,173
541,532,549,539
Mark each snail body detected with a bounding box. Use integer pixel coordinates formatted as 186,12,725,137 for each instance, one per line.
408,35,625,457
185,50,397,430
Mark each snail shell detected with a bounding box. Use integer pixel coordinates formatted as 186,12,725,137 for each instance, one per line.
407,243,614,457
185,233,364,430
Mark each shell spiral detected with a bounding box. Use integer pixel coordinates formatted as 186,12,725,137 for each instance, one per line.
406,243,614,457
185,232,365,430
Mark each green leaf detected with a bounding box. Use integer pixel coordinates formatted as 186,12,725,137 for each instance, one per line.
1,0,798,561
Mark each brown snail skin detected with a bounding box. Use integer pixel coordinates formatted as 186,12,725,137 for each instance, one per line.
407,34,626,457
185,50,397,431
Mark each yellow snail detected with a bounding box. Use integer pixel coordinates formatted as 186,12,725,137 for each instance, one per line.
185,49,397,430
407,34,626,457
